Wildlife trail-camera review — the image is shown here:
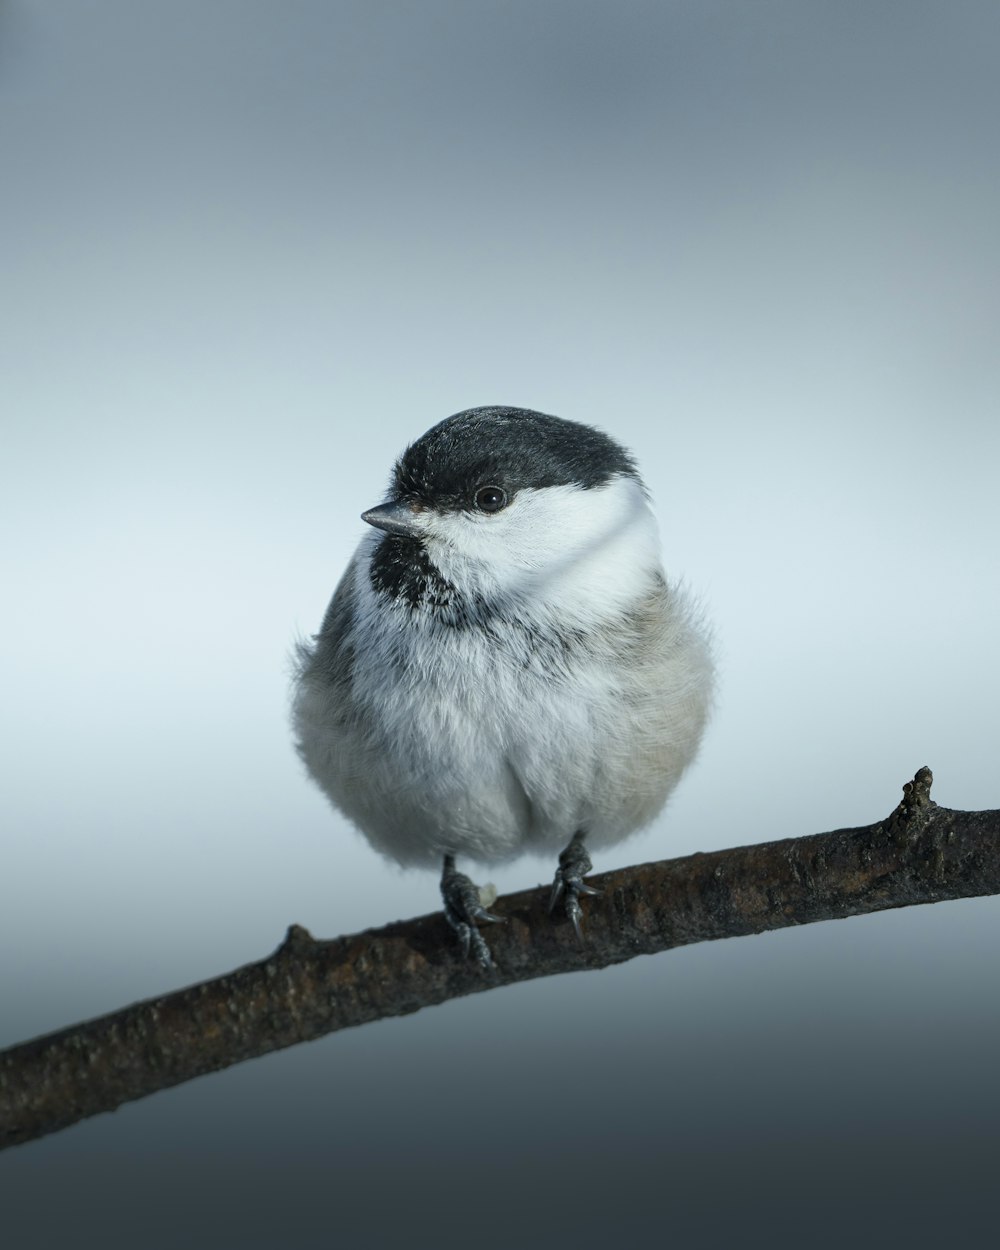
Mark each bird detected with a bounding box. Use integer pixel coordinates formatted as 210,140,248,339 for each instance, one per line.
292,406,713,966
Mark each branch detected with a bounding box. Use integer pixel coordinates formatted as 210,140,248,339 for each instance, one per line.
3,768,998,1151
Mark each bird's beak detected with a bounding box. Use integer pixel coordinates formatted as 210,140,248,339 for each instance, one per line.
361,500,425,538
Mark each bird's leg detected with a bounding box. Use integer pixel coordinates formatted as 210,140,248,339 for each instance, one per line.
440,854,505,969
549,830,602,941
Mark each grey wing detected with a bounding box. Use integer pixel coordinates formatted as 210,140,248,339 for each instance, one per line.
627,574,714,778
292,556,365,767
295,556,359,688
578,575,713,847
292,555,372,804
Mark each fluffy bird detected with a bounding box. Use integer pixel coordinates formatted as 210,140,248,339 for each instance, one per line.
293,406,713,964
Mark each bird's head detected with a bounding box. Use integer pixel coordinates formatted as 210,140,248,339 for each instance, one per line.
362,406,661,622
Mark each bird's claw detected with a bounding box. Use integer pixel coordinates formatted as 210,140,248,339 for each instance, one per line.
441,855,505,969
549,831,602,942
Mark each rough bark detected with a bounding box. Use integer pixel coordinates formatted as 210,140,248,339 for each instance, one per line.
2,768,998,1151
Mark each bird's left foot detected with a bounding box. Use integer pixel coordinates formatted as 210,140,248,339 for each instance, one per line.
549,830,602,941
440,854,505,969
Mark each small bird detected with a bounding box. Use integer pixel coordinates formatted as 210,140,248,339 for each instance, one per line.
293,406,713,965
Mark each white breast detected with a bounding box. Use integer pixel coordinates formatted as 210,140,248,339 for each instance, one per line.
293,476,713,868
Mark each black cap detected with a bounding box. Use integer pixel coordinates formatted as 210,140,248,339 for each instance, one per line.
389,406,639,512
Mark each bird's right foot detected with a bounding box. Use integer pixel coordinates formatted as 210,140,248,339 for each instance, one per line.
549,830,602,941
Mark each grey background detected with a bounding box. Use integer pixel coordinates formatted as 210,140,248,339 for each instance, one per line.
2,2,998,1246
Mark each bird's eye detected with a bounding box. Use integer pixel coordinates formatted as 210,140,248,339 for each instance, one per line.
474,485,508,514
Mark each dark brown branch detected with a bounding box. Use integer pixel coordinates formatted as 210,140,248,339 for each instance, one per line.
3,768,998,1151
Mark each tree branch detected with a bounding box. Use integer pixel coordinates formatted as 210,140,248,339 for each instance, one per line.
3,768,998,1151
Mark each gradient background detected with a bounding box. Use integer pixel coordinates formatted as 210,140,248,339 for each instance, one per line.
2,2,998,1245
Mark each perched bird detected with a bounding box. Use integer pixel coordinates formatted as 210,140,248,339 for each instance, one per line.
293,406,713,965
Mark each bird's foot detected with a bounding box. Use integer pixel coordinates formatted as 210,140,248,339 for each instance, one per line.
440,855,505,969
549,830,602,941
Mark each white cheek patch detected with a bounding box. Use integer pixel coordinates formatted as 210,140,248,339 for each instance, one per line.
426,476,661,622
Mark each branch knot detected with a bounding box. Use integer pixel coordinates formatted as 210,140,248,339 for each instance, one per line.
888,766,936,835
